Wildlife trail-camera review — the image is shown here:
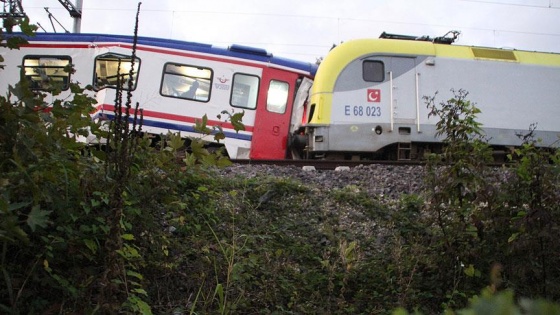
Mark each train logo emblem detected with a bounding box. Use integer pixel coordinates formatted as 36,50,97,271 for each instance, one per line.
367,89,381,102
214,76,231,90
217,76,229,84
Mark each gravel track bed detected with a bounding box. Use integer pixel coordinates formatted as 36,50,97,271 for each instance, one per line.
211,163,433,253
212,163,513,255
219,163,426,202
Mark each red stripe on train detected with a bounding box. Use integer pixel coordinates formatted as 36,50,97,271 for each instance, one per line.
96,104,253,132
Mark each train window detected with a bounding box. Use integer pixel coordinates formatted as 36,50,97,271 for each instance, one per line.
94,53,140,91
267,80,289,114
231,73,259,109
160,63,212,102
363,60,384,82
22,55,72,91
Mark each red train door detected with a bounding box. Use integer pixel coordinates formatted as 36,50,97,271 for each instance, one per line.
250,69,298,159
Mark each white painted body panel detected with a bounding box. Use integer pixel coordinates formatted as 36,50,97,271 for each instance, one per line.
0,34,317,159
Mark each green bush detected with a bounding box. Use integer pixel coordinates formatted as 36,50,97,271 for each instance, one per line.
2,17,560,315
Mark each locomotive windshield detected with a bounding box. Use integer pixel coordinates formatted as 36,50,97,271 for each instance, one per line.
363,60,384,82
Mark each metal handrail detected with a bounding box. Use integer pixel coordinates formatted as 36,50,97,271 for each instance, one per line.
389,71,394,132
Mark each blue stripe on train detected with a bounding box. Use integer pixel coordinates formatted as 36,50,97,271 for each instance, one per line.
104,114,252,142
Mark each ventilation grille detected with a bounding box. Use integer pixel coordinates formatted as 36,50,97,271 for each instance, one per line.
471,48,517,61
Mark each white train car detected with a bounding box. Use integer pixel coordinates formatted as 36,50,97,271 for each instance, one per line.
0,33,317,159
300,33,560,160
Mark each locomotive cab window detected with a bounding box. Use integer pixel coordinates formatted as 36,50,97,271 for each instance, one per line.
161,63,212,102
94,53,140,90
363,60,384,82
22,55,72,90
267,80,289,114
231,73,259,109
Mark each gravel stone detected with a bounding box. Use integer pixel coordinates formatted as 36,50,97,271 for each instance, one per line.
217,163,426,202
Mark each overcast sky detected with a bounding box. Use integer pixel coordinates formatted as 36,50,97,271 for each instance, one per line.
16,0,560,62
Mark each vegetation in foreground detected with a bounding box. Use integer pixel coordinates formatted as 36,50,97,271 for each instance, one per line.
2,15,560,315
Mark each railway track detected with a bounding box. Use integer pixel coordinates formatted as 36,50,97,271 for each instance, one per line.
230,159,510,170
230,159,424,170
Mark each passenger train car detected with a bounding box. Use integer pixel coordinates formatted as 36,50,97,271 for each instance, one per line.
0,33,317,159
297,33,560,160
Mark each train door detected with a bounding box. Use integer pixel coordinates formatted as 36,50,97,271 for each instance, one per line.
387,57,418,127
250,69,297,159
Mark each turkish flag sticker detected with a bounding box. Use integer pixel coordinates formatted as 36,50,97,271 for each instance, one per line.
367,89,381,102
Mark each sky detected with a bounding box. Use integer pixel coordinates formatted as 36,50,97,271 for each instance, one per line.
12,0,560,63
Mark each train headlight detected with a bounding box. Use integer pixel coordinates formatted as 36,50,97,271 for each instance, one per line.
374,125,383,135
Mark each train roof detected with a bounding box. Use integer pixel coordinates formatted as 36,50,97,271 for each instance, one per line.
328,37,560,65
9,32,318,76
314,37,560,92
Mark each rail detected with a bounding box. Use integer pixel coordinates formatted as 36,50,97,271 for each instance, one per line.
230,159,423,170
230,159,511,170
